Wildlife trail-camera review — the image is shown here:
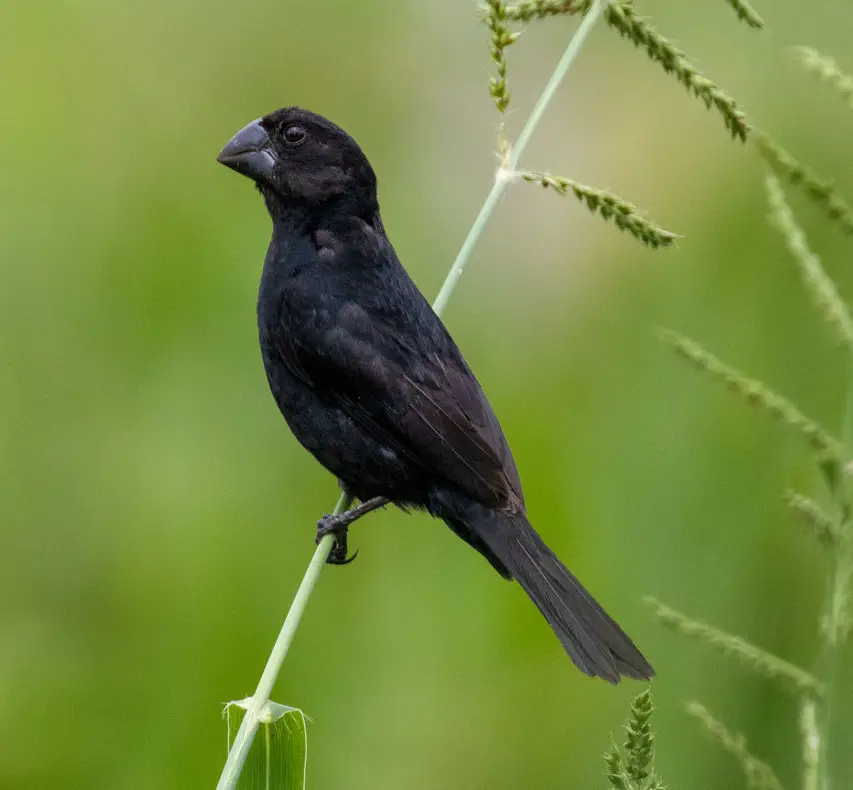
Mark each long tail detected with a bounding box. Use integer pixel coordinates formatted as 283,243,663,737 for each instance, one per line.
431,491,654,683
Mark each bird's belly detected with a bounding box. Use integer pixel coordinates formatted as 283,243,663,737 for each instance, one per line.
267,366,424,503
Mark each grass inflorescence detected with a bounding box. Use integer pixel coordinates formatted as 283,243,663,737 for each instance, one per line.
656,329,843,462
784,490,840,550
687,703,787,790
521,172,677,248
485,0,518,113
485,0,753,247
502,0,586,22
603,1,750,140
605,690,667,790
754,132,853,235
723,0,765,29
503,0,753,139
765,174,853,350
646,599,823,696
653,40,853,790
796,47,853,109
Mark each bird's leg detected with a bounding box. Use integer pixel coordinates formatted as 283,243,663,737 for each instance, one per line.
316,496,389,565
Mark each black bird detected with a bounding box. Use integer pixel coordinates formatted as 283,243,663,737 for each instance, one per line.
217,108,653,683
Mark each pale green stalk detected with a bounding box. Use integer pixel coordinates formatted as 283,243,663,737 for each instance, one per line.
433,0,604,314
216,6,604,787
216,495,348,790
264,721,271,790
801,698,820,790
816,367,853,790
512,2,604,165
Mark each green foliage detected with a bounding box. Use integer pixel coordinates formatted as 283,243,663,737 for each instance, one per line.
605,690,666,790
686,703,786,790
520,172,677,248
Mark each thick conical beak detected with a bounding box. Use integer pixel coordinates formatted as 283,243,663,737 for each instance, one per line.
217,119,276,181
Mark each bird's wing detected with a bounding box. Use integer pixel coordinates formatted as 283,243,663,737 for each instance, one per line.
278,290,524,511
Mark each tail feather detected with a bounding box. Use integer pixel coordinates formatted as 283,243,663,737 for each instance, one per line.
431,491,653,683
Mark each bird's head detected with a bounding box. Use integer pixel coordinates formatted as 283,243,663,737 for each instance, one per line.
217,107,378,219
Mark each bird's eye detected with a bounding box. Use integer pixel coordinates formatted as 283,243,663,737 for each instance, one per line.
283,125,306,145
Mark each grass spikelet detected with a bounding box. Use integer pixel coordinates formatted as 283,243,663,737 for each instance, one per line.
605,689,664,790
624,690,655,785
502,0,586,21
784,490,839,549
647,598,824,695
765,174,853,350
686,702,786,790
723,0,764,29
485,0,519,113
796,47,853,108
656,329,844,462
604,750,631,790
521,172,677,248
603,1,750,140
754,132,853,235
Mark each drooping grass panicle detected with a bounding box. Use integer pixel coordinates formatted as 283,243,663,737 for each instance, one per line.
754,131,853,235
765,174,853,351
605,689,665,790
796,47,853,109
784,490,839,550
602,1,750,141
502,0,587,22
656,329,844,462
646,598,824,695
800,698,820,790
686,702,786,790
723,0,765,30
521,172,678,249
485,0,519,112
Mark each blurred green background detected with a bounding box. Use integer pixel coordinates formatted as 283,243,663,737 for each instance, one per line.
2,1,852,787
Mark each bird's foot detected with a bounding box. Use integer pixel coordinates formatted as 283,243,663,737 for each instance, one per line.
316,514,358,565
314,497,389,566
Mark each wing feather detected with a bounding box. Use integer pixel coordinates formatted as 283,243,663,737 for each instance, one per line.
278,287,523,509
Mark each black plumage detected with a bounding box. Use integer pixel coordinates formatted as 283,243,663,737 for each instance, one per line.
217,108,653,683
